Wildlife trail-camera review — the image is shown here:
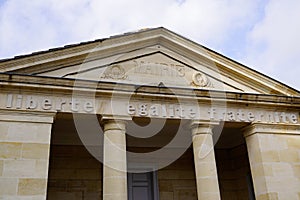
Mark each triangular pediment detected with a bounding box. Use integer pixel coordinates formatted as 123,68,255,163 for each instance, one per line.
38,51,257,93
0,27,299,96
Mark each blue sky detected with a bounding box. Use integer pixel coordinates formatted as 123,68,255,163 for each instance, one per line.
0,0,299,90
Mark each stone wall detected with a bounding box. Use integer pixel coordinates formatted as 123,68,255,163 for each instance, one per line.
216,144,253,199
0,112,54,200
158,148,197,200
245,127,300,200
47,145,102,200
48,146,197,200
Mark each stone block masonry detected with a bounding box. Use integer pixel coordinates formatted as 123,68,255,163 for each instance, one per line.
0,111,54,200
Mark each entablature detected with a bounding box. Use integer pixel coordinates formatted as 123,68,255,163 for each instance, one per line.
0,73,299,126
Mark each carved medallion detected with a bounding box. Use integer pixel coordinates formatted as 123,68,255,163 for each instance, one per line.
101,65,127,80
192,72,209,87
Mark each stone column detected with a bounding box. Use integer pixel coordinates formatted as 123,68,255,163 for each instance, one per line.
190,121,221,200
102,119,128,200
243,123,300,200
0,110,55,200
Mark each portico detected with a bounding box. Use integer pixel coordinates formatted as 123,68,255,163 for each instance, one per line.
0,28,299,200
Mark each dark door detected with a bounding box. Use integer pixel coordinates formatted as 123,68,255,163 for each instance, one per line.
128,172,158,200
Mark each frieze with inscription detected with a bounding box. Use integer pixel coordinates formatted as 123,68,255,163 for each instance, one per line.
2,94,299,125
127,103,298,124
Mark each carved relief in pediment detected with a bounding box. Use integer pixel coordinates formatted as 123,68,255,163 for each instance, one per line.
87,52,217,89
100,57,214,89
191,72,213,88
101,64,127,80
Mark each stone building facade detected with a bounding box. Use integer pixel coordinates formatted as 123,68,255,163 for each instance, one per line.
0,27,299,200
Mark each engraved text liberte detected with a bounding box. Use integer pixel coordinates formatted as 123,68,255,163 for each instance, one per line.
4,94,299,124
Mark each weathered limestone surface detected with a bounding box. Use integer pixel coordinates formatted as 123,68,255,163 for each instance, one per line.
158,148,197,200
191,121,221,200
102,120,127,200
244,123,300,200
47,145,102,200
0,110,54,200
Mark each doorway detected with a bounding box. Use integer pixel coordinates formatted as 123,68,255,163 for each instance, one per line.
128,172,159,200
214,122,255,199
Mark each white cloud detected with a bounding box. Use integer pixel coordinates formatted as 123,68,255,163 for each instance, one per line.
244,0,300,90
161,0,259,47
0,0,259,58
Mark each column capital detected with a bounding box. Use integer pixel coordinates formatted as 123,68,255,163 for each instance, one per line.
101,115,131,132
243,122,300,138
101,114,132,122
190,120,219,136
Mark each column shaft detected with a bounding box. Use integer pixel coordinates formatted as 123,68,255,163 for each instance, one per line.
191,123,221,200
103,120,127,200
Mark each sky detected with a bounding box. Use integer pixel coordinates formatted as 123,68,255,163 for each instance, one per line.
0,0,299,90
